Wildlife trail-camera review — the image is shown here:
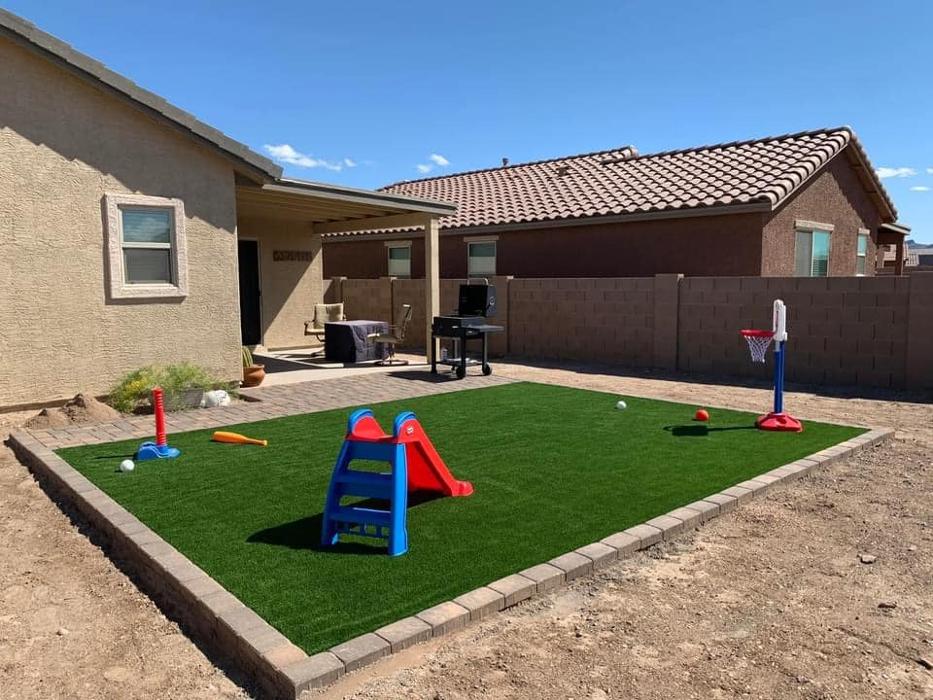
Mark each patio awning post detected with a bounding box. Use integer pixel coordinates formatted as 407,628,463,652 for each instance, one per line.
424,215,440,363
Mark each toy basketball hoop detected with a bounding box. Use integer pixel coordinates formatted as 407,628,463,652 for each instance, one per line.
740,329,774,363
739,300,803,432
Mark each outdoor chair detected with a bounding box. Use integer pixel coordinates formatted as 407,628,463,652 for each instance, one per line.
371,304,413,366
304,303,346,355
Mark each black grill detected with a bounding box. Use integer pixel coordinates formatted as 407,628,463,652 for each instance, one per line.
430,282,503,379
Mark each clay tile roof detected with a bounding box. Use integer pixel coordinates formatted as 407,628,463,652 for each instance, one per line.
378,127,897,231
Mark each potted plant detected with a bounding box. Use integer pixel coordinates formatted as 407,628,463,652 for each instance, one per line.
241,346,265,387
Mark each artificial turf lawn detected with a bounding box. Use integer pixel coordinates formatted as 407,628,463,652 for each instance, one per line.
57,382,863,654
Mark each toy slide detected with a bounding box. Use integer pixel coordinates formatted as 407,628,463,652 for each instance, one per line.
320,409,472,556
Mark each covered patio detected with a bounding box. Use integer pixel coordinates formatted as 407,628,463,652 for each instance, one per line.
234,178,455,360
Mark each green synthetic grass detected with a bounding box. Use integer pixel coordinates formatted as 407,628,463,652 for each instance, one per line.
57,382,863,654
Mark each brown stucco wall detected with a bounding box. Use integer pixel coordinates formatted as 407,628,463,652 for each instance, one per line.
761,151,883,276
0,35,242,407
323,213,765,279
236,217,323,350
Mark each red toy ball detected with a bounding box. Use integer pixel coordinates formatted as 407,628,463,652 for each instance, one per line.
694,408,710,422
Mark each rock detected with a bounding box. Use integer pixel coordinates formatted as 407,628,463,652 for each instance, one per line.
916,657,933,670
56,627,69,636
858,553,877,564
907,545,917,552
877,601,897,610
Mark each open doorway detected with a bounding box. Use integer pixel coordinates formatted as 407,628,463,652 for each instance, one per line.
238,239,262,346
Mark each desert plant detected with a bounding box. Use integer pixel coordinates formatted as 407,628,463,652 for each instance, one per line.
242,346,254,367
107,363,234,413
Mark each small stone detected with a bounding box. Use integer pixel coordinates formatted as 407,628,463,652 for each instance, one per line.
796,675,811,684
859,553,877,564
907,545,917,552
56,627,69,636
916,657,933,670
878,601,897,610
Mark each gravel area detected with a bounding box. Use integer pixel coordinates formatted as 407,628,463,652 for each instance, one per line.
1,363,930,699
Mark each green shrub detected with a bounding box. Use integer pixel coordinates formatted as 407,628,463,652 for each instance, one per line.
107,363,234,413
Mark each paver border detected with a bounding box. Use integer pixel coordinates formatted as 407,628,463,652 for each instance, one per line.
7,397,894,698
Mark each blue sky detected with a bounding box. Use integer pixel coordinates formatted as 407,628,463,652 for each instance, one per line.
7,1,932,240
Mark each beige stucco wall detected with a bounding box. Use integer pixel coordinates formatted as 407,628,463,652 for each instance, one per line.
0,35,242,408
761,150,884,276
236,217,324,349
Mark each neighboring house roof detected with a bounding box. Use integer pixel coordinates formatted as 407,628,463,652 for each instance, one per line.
0,8,282,180
372,127,897,233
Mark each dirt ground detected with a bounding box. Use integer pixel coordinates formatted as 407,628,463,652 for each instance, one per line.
1,364,931,700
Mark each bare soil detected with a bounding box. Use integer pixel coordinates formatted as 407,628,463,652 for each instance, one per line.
22,394,121,430
1,365,931,699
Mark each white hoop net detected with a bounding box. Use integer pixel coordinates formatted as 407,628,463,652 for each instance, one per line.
741,330,774,363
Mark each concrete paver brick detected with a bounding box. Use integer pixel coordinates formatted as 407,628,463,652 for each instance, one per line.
720,485,754,504
645,514,683,540
281,652,344,693
452,586,505,621
519,563,565,593
550,551,596,579
574,542,617,569
624,523,664,548
666,505,705,530
374,616,432,652
329,633,390,671
599,530,640,557
416,601,470,636
488,574,536,607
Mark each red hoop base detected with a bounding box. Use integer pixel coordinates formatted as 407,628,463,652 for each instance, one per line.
756,412,803,432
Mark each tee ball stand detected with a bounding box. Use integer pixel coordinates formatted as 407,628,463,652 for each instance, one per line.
135,387,182,460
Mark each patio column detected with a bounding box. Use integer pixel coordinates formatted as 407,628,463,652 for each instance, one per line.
424,215,440,363
895,239,905,276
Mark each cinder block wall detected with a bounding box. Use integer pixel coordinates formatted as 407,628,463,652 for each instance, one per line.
331,272,933,390
340,278,393,324
678,276,913,387
508,278,655,366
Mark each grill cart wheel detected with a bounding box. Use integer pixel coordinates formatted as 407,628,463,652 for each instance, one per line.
482,363,492,376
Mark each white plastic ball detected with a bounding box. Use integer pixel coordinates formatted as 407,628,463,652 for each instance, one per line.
119,459,135,473
616,400,627,410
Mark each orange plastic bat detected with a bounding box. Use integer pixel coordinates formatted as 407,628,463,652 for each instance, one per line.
211,431,268,447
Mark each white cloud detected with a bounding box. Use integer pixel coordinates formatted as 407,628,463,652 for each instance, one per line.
875,166,917,179
263,144,345,171
343,158,357,168
909,185,930,192
415,153,451,174
927,168,933,175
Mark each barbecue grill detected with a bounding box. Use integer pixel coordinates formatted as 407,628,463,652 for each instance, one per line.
431,280,503,379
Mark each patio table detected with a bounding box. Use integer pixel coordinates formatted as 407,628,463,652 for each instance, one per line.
323,320,388,363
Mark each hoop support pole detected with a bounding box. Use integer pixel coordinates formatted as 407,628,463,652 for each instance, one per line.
773,340,785,414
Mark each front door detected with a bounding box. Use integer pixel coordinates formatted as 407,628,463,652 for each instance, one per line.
238,239,262,346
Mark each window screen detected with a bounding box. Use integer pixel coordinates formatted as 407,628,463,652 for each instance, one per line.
121,208,174,284
467,241,496,277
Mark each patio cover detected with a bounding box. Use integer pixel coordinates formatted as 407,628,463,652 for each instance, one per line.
237,178,456,359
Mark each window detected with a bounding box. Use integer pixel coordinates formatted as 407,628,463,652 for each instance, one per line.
856,232,869,275
386,243,411,278
467,240,496,277
794,227,831,277
104,193,188,299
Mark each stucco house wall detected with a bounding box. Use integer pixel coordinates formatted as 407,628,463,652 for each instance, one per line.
323,212,766,279
761,149,882,276
236,216,324,349
0,34,242,407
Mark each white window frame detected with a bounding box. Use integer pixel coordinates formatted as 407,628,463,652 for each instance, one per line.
385,241,412,278
794,220,833,278
856,229,870,276
104,193,188,300
466,236,497,278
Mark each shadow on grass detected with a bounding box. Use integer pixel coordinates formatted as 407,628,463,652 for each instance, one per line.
247,491,442,554
664,424,756,437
